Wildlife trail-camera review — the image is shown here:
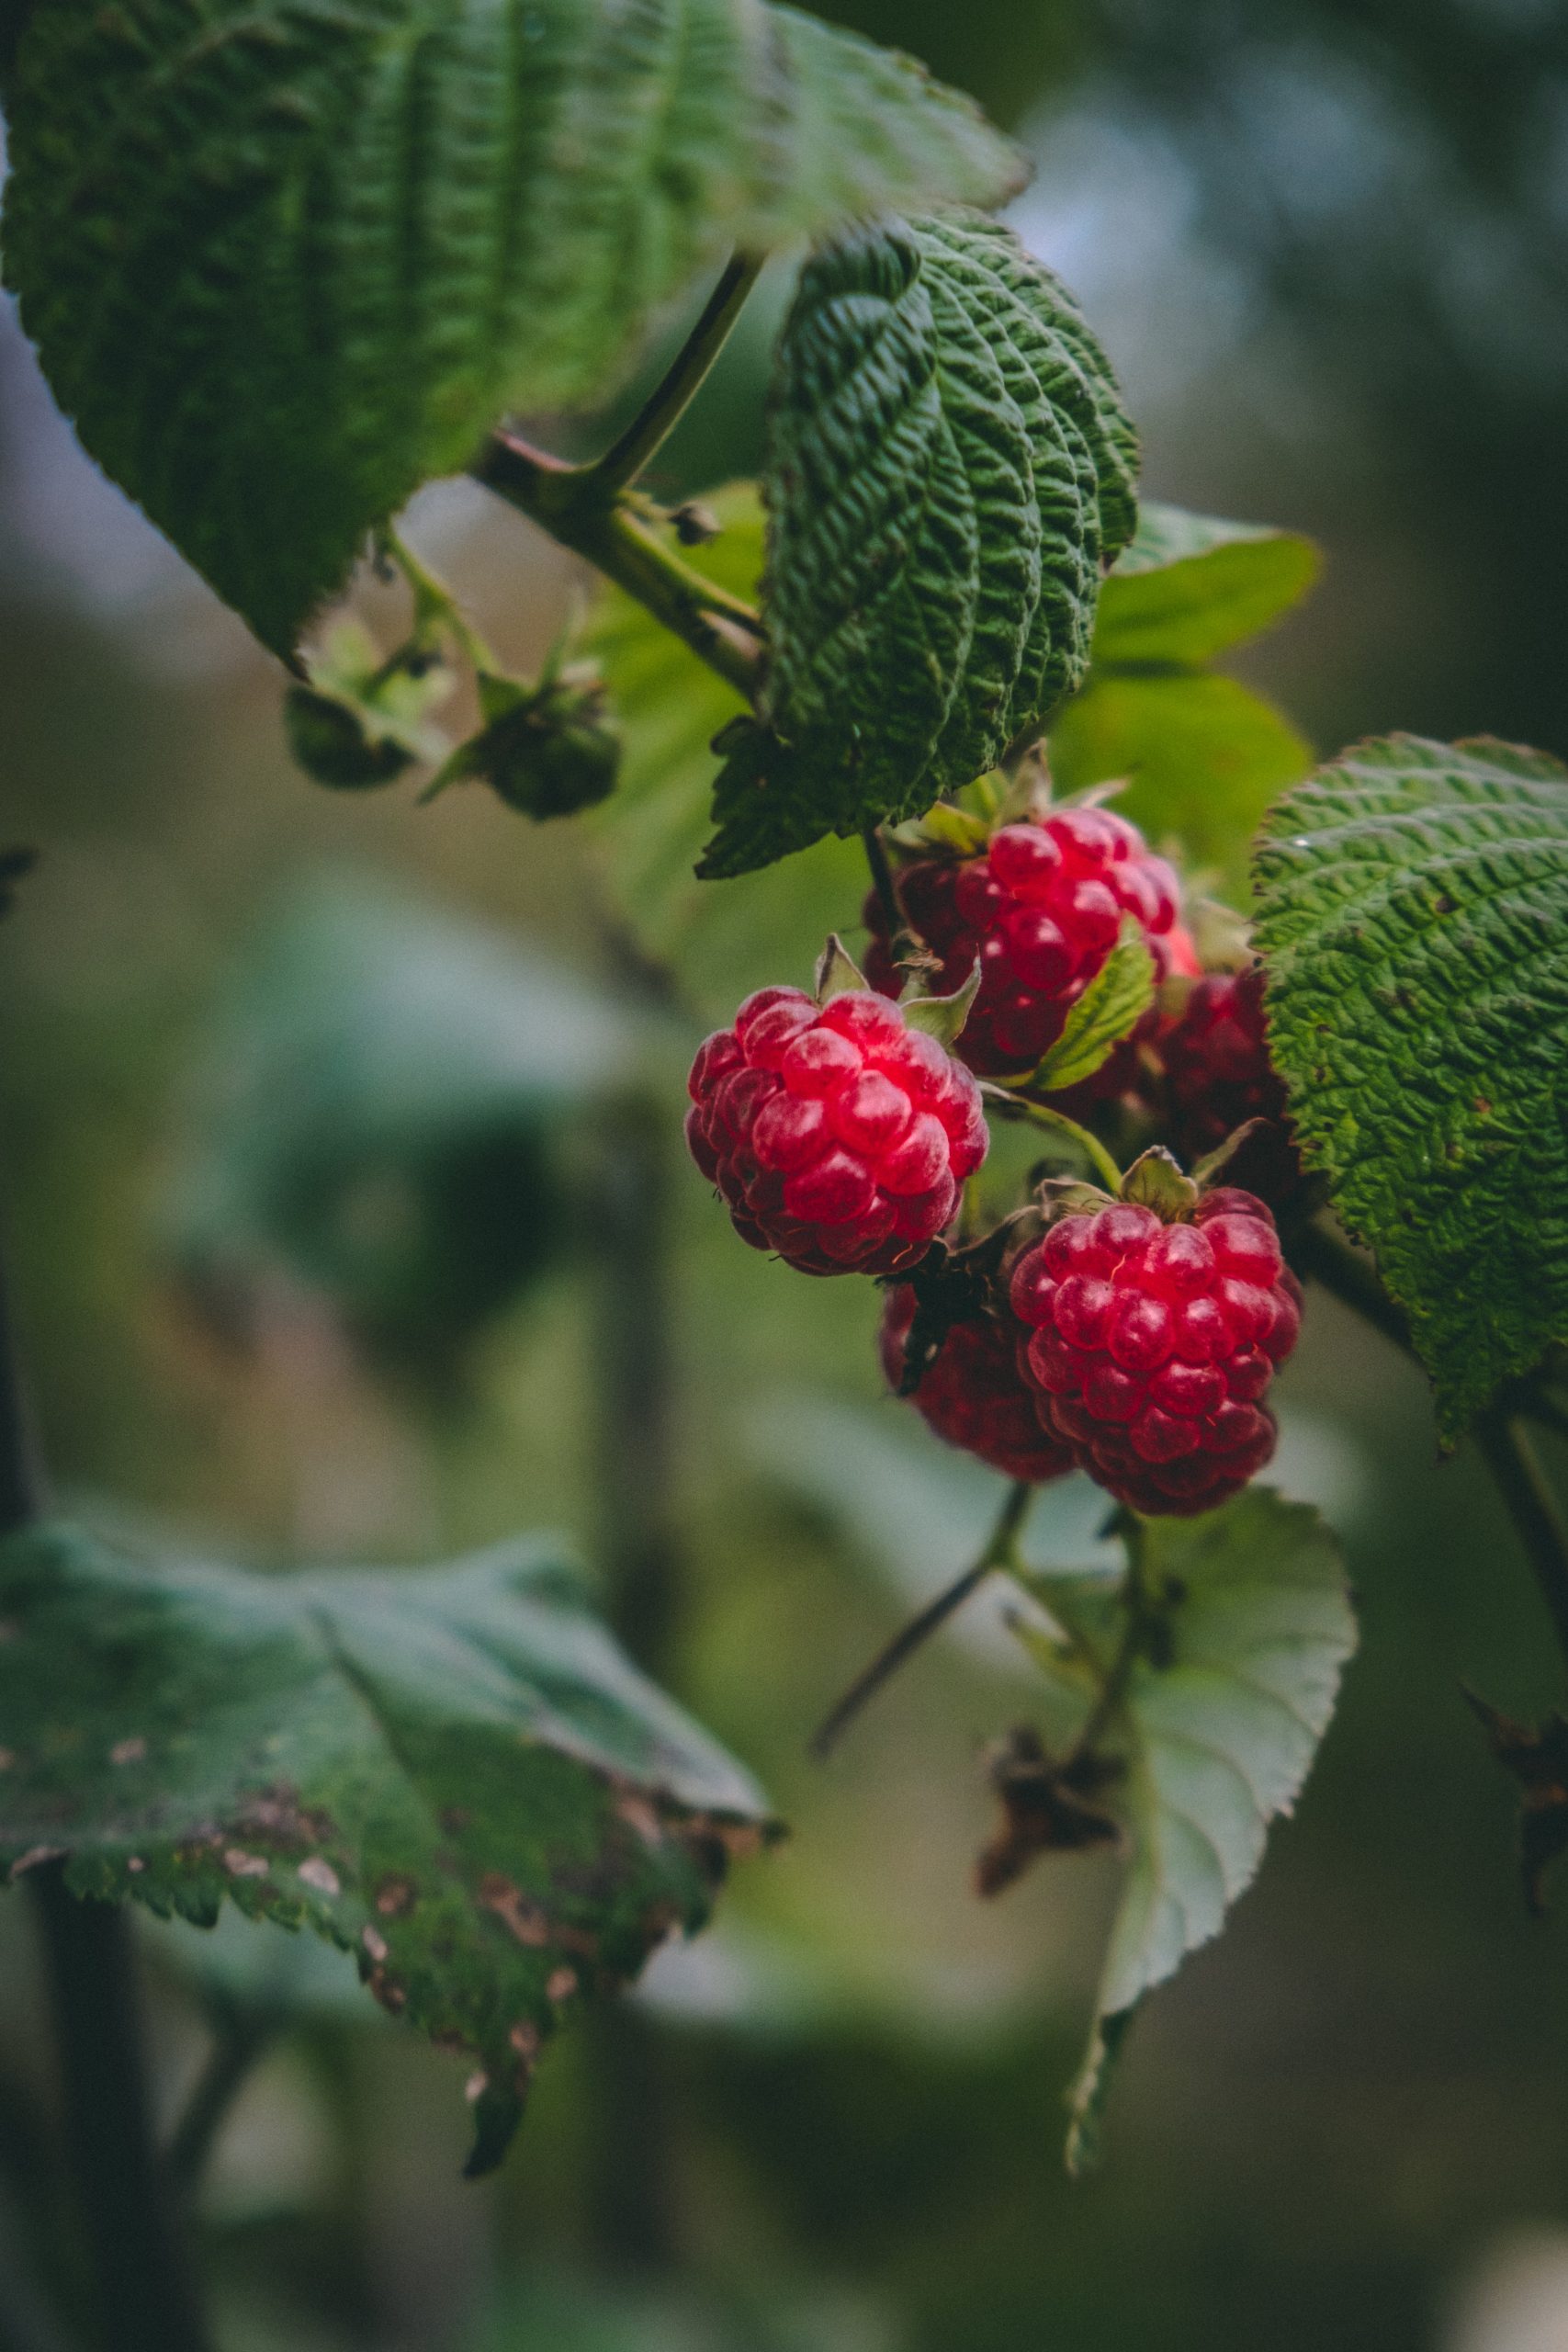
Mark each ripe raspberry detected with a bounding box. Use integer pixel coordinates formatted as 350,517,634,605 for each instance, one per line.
686,988,987,1276
1009,1187,1301,1516
880,1285,1077,1484
1159,963,1290,1160
863,806,1199,1080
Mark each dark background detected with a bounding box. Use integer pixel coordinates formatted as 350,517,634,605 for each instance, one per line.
4,5,1568,2346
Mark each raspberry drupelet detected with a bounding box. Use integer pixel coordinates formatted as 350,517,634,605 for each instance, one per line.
880,1285,1077,1484
863,807,1200,1080
1159,963,1290,1162
1009,1186,1301,1516
685,988,988,1277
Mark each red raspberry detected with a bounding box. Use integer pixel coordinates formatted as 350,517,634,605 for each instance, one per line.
685,988,988,1276
863,807,1200,1080
880,1285,1077,1484
1008,1187,1301,1516
1160,964,1290,1159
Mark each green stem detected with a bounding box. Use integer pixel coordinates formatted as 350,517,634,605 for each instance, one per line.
473,431,762,696
590,251,765,495
1062,1514,1147,1764
0,1250,210,2352
1475,1415,1568,1680
810,1479,1034,1760
979,1088,1123,1197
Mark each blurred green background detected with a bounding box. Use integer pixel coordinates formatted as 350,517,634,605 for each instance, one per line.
6,4,1568,2347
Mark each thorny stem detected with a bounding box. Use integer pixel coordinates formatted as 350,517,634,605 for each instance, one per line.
591,251,766,494
1475,1416,1568,1684
810,1479,1034,1760
0,1245,212,2352
471,253,768,701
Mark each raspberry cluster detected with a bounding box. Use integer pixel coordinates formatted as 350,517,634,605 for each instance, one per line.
880,1286,1077,1485
686,988,987,1277
1009,1188,1300,1516
863,807,1198,1080
1159,963,1288,1162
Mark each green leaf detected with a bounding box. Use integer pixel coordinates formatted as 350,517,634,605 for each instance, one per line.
1049,671,1312,898
1020,1489,1353,2169
0,1521,774,2174
2,0,1024,656
708,210,1136,871
1029,922,1154,1091
1252,733,1568,1442
286,620,456,791
585,484,864,1017
1047,502,1318,896
163,872,637,1366
1094,502,1321,666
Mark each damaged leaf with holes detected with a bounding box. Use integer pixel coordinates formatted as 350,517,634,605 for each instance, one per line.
0,1523,775,2174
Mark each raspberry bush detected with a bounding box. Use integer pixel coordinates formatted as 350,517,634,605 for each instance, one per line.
3,8,1567,2336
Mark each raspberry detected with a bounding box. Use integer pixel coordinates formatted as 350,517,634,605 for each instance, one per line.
880,1285,1077,1484
686,987,988,1276
1009,1187,1301,1516
863,807,1199,1080
1159,964,1289,1159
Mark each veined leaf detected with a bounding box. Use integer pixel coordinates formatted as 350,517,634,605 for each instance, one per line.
1020,1489,1353,2169
1049,503,1318,895
0,0,1023,655
1253,734,1568,1442
585,483,863,1017
0,1522,774,2174
705,211,1136,874
1029,922,1154,1092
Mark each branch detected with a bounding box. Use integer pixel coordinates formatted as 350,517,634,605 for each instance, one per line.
470,253,767,701
810,1479,1033,1759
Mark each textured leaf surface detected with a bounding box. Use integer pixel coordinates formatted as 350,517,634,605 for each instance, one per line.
585,484,863,1016
1,0,1023,654
1253,734,1568,1439
707,211,1136,872
1023,1489,1352,2167
0,1522,773,2172
1049,502,1316,893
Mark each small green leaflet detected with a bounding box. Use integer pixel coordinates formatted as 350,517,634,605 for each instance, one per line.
1018,1489,1353,2170
1049,502,1318,893
584,484,864,1018
1027,922,1154,1092
704,211,1138,875
0,1523,774,2175
1254,733,1568,1442
0,0,1023,656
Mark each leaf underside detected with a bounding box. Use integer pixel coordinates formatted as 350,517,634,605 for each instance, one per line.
702,209,1137,875
0,1523,773,2173
0,0,1023,655
1029,1489,1352,2169
1253,733,1568,1442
